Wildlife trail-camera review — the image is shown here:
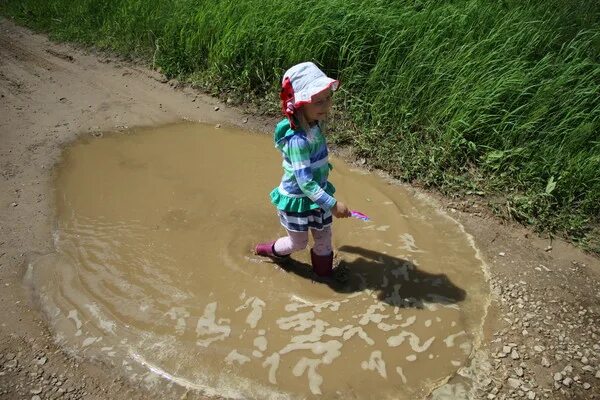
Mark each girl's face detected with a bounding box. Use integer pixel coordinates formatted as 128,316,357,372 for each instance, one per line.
303,89,333,122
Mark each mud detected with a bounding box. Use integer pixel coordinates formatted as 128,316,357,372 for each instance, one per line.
29,124,488,398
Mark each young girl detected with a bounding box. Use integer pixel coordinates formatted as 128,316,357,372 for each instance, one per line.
255,61,351,277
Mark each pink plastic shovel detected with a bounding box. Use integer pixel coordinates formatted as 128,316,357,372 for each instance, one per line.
350,210,370,221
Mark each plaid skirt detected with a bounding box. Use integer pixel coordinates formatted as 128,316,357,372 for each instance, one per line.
278,208,333,232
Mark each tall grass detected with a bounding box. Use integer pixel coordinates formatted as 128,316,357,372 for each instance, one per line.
2,0,599,250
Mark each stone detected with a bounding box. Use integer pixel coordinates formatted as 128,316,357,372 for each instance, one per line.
30,387,42,395
553,372,563,381
516,367,524,377
511,349,520,360
562,377,572,387
581,356,589,365
508,378,522,389
583,383,591,390
533,346,544,353
541,357,550,367
554,382,561,390
527,391,536,400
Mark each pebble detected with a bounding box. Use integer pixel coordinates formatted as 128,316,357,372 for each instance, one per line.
215,124,221,128
562,377,572,387
527,392,536,399
581,356,589,365
508,378,522,389
5,359,18,368
32,396,41,400
533,345,544,352
553,372,563,381
36,357,47,366
583,383,591,390
30,387,42,395
213,106,220,111
595,370,600,378
511,349,520,360
541,357,550,367
515,367,524,377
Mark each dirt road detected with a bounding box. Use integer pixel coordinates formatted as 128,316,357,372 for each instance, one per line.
1,17,599,400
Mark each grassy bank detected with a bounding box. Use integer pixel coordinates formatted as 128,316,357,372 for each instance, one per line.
2,0,599,251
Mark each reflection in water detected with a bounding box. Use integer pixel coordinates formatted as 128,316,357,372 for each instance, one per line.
30,123,489,399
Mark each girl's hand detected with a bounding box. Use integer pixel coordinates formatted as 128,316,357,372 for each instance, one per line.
332,201,351,218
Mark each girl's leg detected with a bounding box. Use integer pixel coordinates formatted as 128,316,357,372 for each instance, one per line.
311,226,333,256
310,226,334,276
273,229,309,256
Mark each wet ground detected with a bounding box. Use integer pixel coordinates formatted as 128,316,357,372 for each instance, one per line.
29,124,489,399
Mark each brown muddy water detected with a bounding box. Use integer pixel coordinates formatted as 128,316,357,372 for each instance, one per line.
28,123,489,399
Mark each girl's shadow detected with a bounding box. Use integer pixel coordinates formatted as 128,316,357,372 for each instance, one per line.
274,245,466,308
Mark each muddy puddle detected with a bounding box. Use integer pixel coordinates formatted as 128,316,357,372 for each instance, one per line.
29,123,489,399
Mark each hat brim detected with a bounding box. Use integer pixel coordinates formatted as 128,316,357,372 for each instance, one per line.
294,77,339,107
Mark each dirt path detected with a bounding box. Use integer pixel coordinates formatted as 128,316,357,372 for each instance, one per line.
1,17,599,400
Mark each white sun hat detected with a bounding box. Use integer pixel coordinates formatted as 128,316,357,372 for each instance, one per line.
282,62,339,106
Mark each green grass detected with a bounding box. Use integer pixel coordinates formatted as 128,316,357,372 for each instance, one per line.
2,0,599,252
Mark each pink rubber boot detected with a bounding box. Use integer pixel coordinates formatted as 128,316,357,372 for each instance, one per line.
255,240,289,260
310,249,334,277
